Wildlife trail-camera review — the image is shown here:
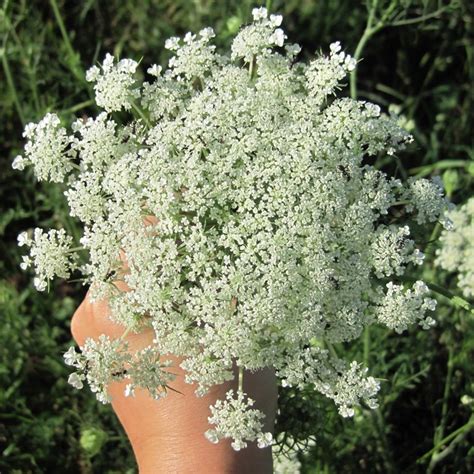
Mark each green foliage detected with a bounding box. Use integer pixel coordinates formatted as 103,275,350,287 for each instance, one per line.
0,281,135,473
1,0,473,472
79,427,108,458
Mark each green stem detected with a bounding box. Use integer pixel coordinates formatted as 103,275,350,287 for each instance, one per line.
1,11,26,125
67,246,85,253
363,326,370,367
371,408,396,474
64,99,95,114
120,326,132,341
428,346,454,470
49,0,85,83
350,0,380,99
423,222,441,255
390,200,411,206
350,1,445,100
390,7,448,27
428,423,474,469
9,25,41,115
324,339,339,359
394,155,408,180
350,30,372,100
375,83,406,101
249,55,257,81
418,416,474,463
238,366,243,392
1,46,25,125
131,102,152,128
410,160,469,177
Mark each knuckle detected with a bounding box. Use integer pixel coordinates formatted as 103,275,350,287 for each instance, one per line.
70,298,92,346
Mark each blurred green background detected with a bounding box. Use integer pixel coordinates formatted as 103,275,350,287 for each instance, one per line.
1,0,473,472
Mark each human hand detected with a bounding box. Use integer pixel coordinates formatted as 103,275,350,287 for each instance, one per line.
71,284,278,473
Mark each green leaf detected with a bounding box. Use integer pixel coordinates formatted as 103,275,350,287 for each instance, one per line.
442,169,459,197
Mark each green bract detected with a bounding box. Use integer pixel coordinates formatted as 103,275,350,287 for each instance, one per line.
15,6,451,449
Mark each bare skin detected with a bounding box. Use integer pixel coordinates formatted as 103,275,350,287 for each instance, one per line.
70,287,278,473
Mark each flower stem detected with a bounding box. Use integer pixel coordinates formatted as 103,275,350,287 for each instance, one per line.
249,55,257,81
67,246,85,253
418,415,474,465
238,366,243,392
1,26,25,125
120,326,132,341
429,346,454,468
64,99,95,114
131,101,152,128
49,0,86,84
363,326,370,367
350,0,380,100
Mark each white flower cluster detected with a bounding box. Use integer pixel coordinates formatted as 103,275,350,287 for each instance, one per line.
370,225,424,278
12,113,72,182
63,337,175,403
436,197,474,298
317,360,380,418
64,335,130,403
205,389,273,450
15,8,451,449
165,28,217,80
376,281,437,333
17,228,78,291
276,347,379,417
404,176,454,229
86,53,139,112
305,40,356,106
124,345,175,400
231,8,287,62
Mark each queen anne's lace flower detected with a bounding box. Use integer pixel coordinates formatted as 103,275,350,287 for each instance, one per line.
276,346,380,417
305,42,357,106
370,225,423,278
180,352,235,397
15,113,72,182
403,176,454,228
64,337,175,404
64,171,105,224
165,28,217,80
376,281,437,333
232,7,287,62
15,10,451,450
436,197,474,298
125,346,175,400
205,389,273,450
86,53,139,112
70,112,122,171
18,228,78,291
66,335,131,404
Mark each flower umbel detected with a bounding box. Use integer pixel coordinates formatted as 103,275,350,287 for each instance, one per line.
205,390,273,450
15,9,452,450
86,53,139,112
14,113,72,182
436,197,474,298
19,228,78,291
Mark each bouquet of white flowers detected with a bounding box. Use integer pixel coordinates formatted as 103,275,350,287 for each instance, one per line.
14,7,451,450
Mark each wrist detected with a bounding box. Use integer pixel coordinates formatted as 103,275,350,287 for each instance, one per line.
134,436,273,474
107,367,277,473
